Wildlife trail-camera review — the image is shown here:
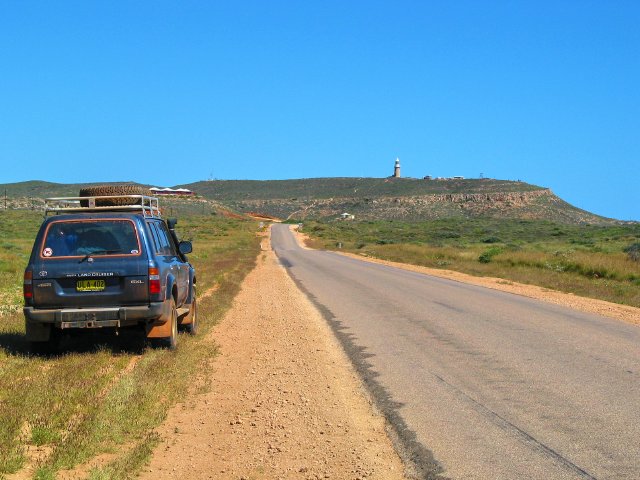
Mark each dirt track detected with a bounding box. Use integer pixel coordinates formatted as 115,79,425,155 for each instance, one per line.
139,235,406,480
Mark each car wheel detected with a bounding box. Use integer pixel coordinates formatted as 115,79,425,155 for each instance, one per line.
166,298,178,350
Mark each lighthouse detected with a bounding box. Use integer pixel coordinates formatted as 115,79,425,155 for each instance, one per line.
393,158,401,178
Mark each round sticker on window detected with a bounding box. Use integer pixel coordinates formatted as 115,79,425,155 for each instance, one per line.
43,248,53,257
131,249,139,254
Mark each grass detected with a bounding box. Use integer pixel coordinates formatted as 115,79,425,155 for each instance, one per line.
300,218,640,307
0,211,41,316
0,209,261,479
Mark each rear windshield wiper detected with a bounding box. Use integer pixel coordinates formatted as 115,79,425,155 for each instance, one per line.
78,250,122,263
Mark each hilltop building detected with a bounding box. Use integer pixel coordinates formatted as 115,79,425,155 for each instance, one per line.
393,158,401,178
150,187,194,196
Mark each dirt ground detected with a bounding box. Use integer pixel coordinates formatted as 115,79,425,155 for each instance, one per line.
292,228,640,326
138,235,406,480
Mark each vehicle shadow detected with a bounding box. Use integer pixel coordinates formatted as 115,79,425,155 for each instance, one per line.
0,332,30,355
0,329,148,357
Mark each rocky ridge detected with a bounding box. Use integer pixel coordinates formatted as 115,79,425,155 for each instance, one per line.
230,189,611,224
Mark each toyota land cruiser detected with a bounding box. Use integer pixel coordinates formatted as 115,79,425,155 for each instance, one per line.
23,188,197,352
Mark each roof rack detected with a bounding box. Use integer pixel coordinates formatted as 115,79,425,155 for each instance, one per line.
44,195,161,218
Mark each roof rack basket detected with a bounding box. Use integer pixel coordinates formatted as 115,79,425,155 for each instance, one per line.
44,195,161,218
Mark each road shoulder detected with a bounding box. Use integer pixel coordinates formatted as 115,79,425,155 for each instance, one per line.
138,234,407,479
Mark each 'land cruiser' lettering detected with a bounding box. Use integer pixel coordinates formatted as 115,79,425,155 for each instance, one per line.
65,272,116,278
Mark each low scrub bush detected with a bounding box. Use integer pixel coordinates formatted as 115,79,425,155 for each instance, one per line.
482,236,501,244
624,243,640,262
436,231,461,239
479,247,502,263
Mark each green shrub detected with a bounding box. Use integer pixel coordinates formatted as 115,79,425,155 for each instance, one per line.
438,231,461,239
624,243,640,262
479,247,502,263
482,236,501,244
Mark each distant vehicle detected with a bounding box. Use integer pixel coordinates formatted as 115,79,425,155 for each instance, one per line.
23,185,197,353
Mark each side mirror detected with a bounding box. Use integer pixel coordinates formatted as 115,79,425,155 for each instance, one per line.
178,241,192,255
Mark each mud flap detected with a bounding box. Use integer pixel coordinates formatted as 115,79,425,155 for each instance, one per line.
145,300,172,338
25,321,52,342
146,319,171,338
177,305,192,325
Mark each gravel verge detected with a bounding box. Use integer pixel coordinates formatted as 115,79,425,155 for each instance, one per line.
138,234,407,480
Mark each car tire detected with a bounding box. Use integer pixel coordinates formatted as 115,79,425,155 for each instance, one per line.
79,184,149,207
165,298,178,350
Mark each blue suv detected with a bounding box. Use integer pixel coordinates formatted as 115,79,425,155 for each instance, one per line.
23,189,197,352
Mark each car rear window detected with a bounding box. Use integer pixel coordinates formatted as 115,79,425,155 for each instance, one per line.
41,219,140,258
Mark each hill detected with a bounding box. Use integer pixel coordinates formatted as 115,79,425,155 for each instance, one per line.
0,178,618,224
182,177,543,200
0,180,149,198
181,178,614,224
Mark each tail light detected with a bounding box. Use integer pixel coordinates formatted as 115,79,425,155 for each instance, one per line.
23,270,33,301
149,267,161,295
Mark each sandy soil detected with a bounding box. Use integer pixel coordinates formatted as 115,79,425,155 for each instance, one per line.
291,227,640,326
138,235,406,480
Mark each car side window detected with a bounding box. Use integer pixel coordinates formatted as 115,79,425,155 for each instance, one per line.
147,222,162,254
156,222,178,256
150,223,169,256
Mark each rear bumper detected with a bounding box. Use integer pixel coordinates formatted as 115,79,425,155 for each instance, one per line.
24,302,168,329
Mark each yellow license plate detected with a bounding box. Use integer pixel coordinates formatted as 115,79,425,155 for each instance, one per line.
76,279,106,292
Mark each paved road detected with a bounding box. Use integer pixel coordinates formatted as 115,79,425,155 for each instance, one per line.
271,224,640,480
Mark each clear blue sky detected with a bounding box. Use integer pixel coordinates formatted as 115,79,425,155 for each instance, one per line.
1,1,638,220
